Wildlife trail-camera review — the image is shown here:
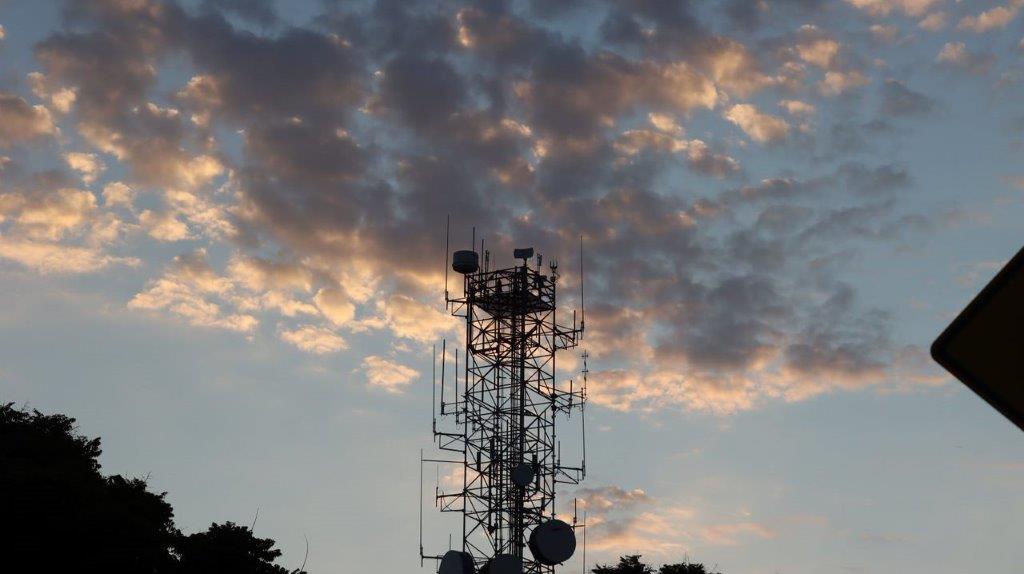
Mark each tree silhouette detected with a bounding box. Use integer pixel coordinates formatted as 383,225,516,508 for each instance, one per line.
0,403,304,573
593,555,655,574
659,561,720,574
593,555,722,574
175,522,299,574
0,402,178,571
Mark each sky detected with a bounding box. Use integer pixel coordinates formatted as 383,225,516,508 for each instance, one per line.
1,0,1024,572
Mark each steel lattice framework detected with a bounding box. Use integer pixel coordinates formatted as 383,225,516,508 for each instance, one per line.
424,251,586,574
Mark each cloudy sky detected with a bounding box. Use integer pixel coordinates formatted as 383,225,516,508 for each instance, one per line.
2,0,1024,572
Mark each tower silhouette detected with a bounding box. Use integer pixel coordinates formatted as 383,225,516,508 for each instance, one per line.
421,233,588,574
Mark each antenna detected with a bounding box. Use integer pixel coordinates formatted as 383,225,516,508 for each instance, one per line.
454,348,460,425
419,449,424,566
582,351,588,476
440,339,447,416
432,345,437,433
579,235,585,334
445,215,450,301
582,511,587,574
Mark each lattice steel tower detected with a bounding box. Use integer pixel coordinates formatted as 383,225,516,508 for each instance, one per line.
421,234,587,574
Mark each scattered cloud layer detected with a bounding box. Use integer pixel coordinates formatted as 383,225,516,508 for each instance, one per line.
0,0,984,413
575,485,775,557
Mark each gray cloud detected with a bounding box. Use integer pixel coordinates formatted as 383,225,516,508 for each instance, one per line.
12,0,949,412
880,79,938,118
0,93,57,147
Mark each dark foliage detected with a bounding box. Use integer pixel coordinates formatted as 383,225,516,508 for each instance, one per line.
594,555,655,574
176,522,295,574
593,555,722,574
659,562,720,574
0,403,304,573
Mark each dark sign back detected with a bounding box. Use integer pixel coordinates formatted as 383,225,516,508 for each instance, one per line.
932,245,1024,433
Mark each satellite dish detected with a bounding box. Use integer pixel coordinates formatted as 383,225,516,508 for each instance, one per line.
453,250,480,274
439,550,475,574
511,462,535,489
480,554,522,574
528,519,576,566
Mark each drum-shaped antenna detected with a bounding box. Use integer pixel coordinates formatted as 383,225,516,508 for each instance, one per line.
452,250,479,274
511,462,535,489
513,247,534,262
439,550,475,574
480,554,522,574
528,519,576,566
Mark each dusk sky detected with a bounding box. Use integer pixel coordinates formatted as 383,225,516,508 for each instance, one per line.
2,0,1024,572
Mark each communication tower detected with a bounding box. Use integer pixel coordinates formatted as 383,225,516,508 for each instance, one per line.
420,226,588,574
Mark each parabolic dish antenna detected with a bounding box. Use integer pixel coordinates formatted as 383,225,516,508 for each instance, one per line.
439,550,475,574
528,519,576,566
511,462,535,488
480,554,522,574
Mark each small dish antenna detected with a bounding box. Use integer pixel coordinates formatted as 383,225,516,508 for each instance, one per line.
511,462,535,489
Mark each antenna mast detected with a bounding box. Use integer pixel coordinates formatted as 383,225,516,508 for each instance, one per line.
422,236,588,574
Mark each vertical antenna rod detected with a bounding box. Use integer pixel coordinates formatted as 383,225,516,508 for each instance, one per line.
419,449,424,566
580,235,585,333
440,339,447,415
432,344,437,433
445,215,451,300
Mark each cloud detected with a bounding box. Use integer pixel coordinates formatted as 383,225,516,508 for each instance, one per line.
869,24,900,43
820,70,870,95
0,93,57,147
227,256,312,292
0,166,137,274
613,130,740,177
64,152,106,184
0,238,137,274
957,1,1023,33
779,99,816,117
360,355,419,393
201,0,277,27
314,287,356,326
27,72,77,114
724,104,790,143
575,485,774,557
843,0,939,17
139,209,191,241
918,11,947,31
880,79,937,117
102,182,134,208
794,31,841,69
128,249,258,334
3,0,949,414
377,294,456,343
2,187,97,241
936,42,994,74
699,522,775,546
521,50,719,141
279,324,346,354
